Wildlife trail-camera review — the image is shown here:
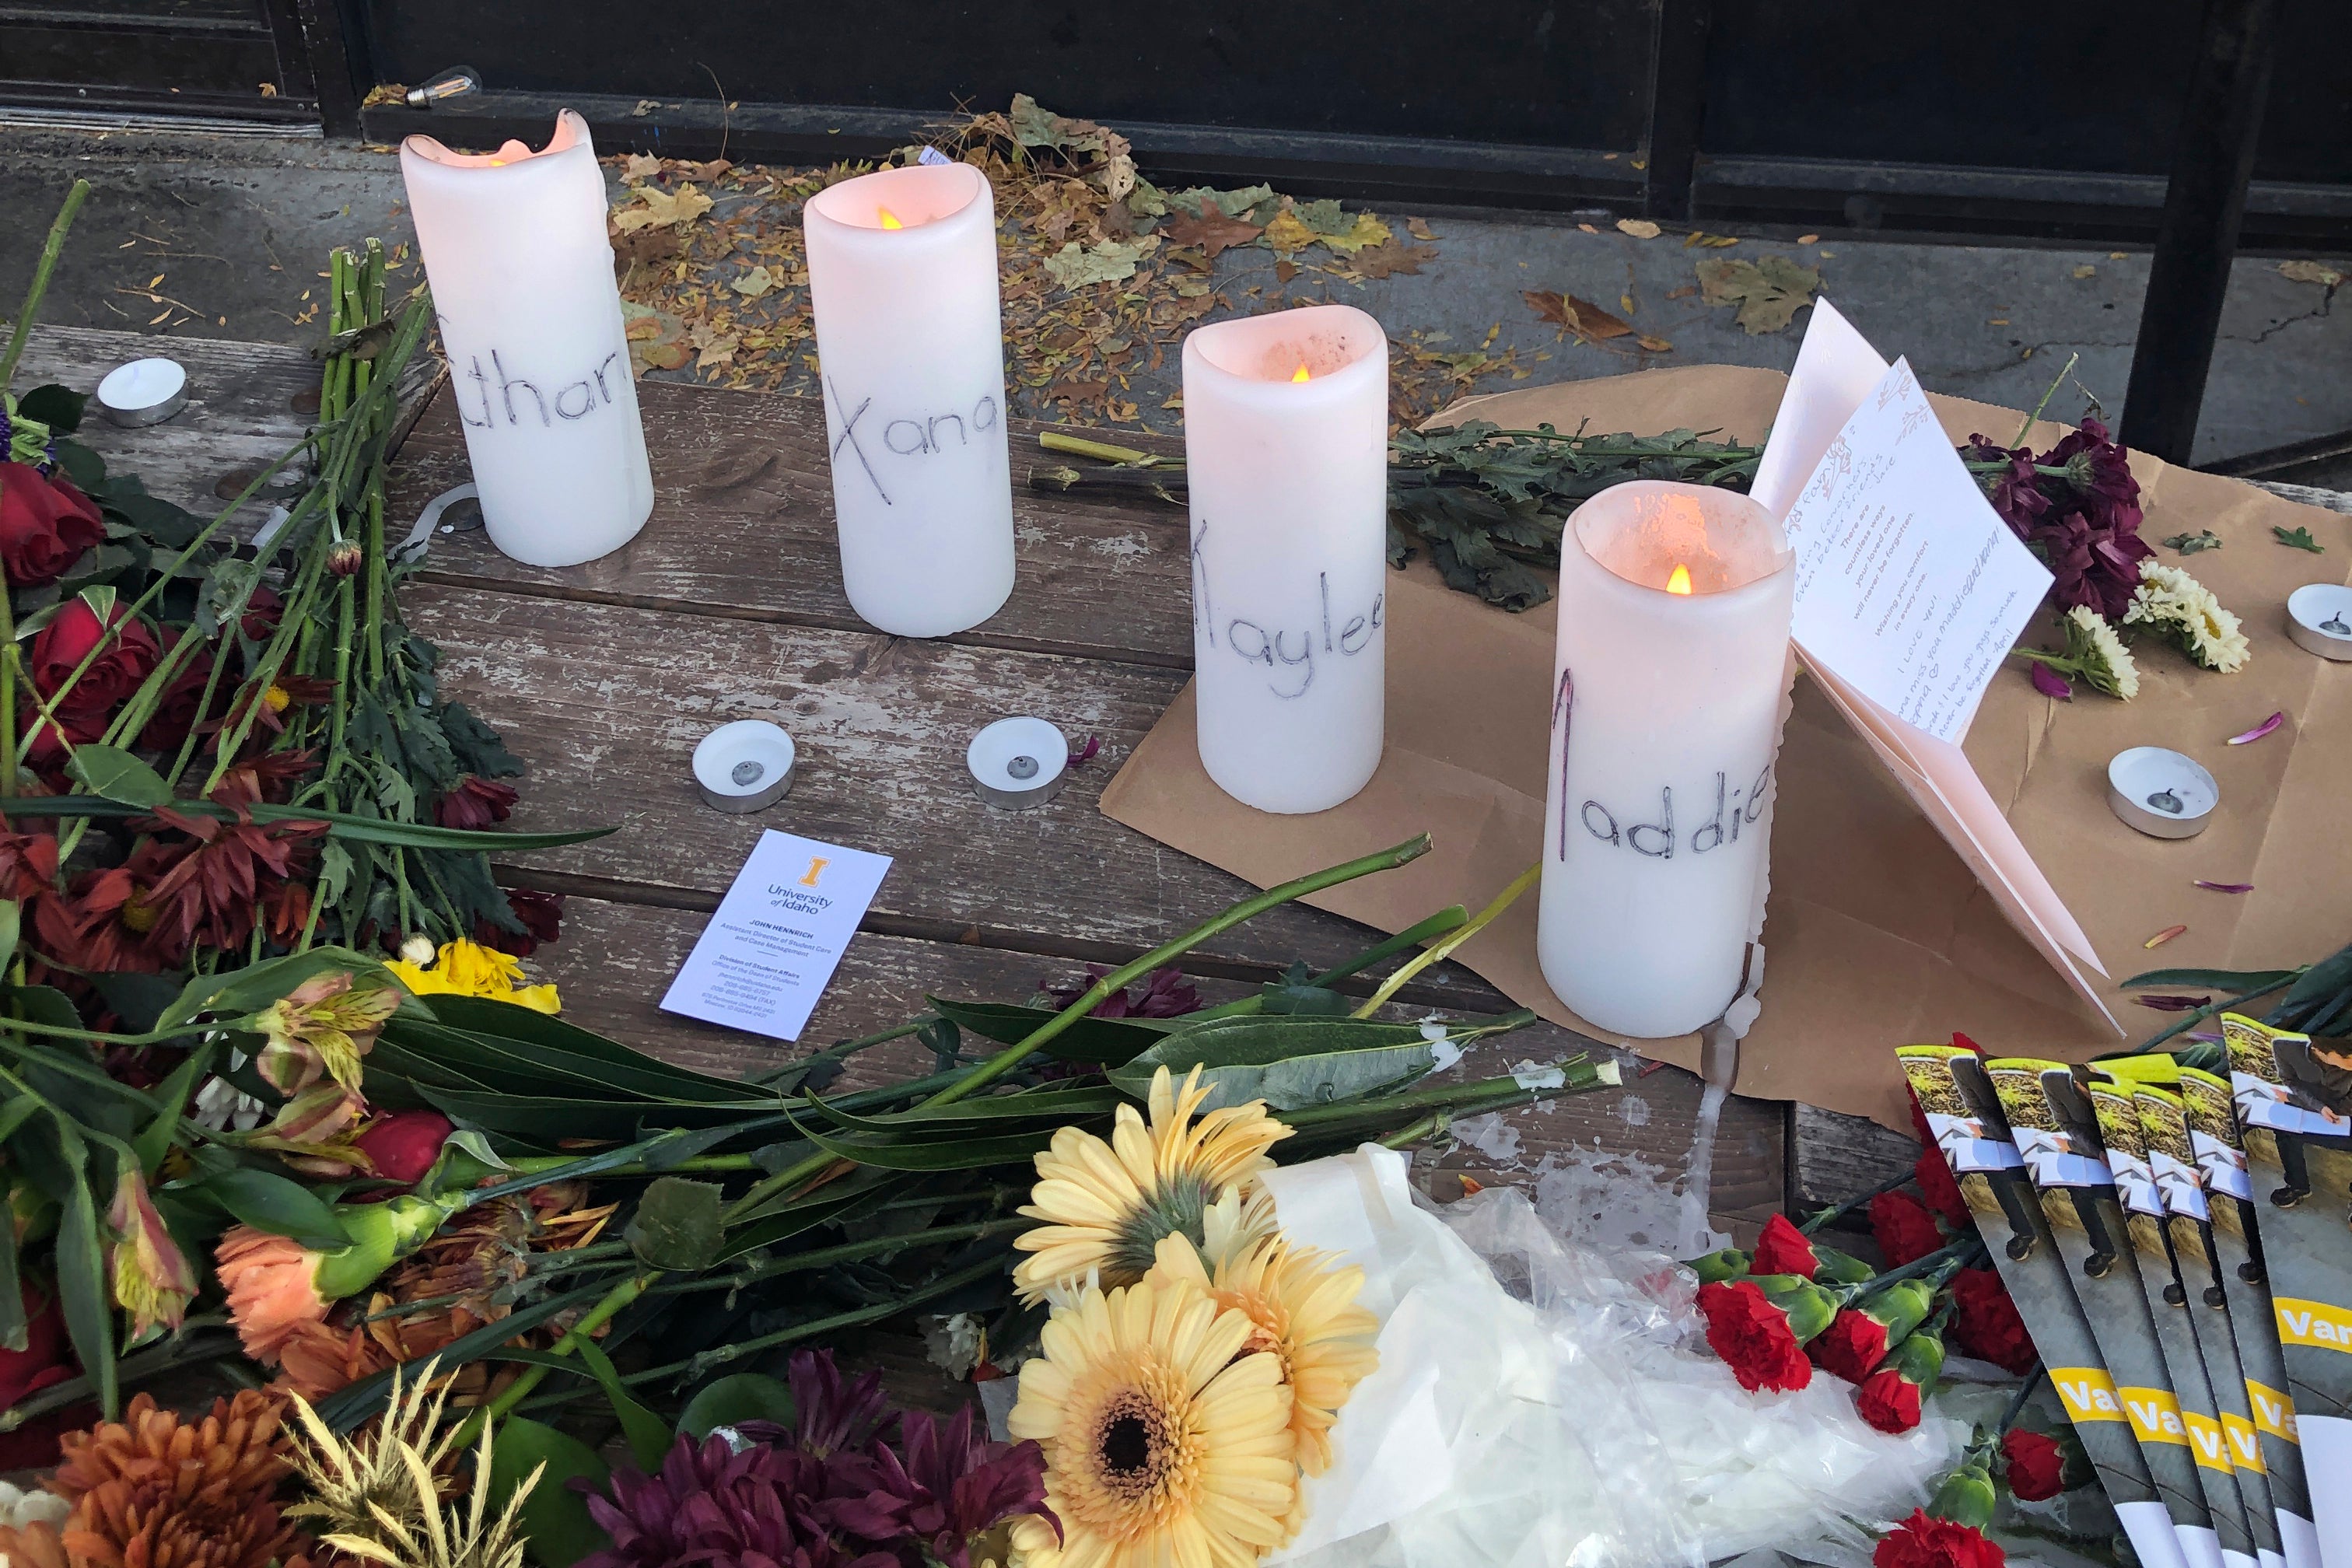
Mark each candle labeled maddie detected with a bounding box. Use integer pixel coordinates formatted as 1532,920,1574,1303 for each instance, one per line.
1539,481,1794,1038
1182,304,1388,814
400,110,653,569
803,161,1014,638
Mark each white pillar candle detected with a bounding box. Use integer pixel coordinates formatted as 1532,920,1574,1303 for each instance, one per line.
400,111,653,569
1538,481,1794,1038
803,163,1014,638
1181,304,1388,814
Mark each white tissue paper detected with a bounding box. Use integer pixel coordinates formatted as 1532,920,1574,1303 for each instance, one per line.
1258,1146,1959,1568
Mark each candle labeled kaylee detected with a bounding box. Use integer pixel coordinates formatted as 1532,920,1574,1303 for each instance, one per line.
1538,481,1794,1038
1181,304,1388,814
401,110,653,568
803,161,1014,638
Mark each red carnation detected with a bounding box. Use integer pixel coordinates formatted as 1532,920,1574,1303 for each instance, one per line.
1857,1364,1922,1432
1916,1146,1969,1228
436,773,519,829
0,463,106,588
1814,1307,1895,1384
1697,1277,1824,1393
1948,1268,2036,1374
2001,1427,2066,1501
1874,1510,2005,1568
353,1109,453,1186
1871,1190,1947,1267
1752,1213,1822,1279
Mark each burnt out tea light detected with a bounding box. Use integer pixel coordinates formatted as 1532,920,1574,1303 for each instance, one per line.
96,358,188,427
693,720,796,814
968,716,1068,810
2284,583,2352,661
2107,747,2217,840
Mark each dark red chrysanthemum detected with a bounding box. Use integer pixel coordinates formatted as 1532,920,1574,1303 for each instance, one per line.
825,1405,1057,1568
475,887,565,957
576,1432,887,1568
1967,420,2151,620
1041,964,1204,1020
435,774,518,830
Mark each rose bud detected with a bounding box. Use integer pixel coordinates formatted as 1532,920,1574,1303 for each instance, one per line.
2000,1426,2069,1502
353,1109,454,1187
1685,1246,1750,1284
0,463,106,588
327,539,365,577
1812,1276,1937,1383
1857,1322,1948,1435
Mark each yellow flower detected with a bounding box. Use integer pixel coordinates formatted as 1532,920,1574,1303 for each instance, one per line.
1148,1232,1377,1479
389,939,560,1014
1010,1275,1296,1568
1013,1066,1291,1304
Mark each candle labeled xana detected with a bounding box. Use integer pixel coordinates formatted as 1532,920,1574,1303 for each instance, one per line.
400,110,654,569
803,162,1015,638
1538,481,1794,1038
1181,305,1388,814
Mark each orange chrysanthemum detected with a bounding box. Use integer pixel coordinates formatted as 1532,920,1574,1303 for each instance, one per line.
215,1226,331,1363
0,1391,319,1568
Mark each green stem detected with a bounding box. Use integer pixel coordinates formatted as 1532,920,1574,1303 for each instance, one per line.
1378,1111,1444,1150
1037,431,1168,467
1282,1059,1606,1130
0,179,90,392
646,1217,1024,1297
2011,352,2081,450
452,1272,649,1449
1798,1166,1918,1234
1354,863,1535,1018
1183,906,1471,1024
659,1251,1011,1386
1999,1360,2045,1433
2135,975,2300,1052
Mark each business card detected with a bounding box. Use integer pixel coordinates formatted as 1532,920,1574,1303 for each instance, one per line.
660,830,893,1042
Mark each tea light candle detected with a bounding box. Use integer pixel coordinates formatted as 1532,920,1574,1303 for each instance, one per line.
1538,481,1795,1039
96,358,189,427
400,110,654,569
2285,583,2352,661
803,162,1014,638
1181,303,1388,814
693,720,796,813
968,716,1068,809
2108,747,2217,839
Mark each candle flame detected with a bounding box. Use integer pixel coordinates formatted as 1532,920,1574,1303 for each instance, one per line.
878,208,905,230
1666,563,1694,595
487,159,506,166
1291,363,1312,383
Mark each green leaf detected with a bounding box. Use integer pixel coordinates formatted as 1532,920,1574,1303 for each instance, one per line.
0,1188,25,1353
779,1108,1061,1172
2279,943,2352,1017
572,1335,675,1469
680,1373,796,1441
187,1166,349,1249
928,996,1180,1066
2273,525,2326,554
133,1042,212,1174
488,1416,612,1568
1111,1017,1436,1110
0,796,616,852
0,900,17,980
382,1008,761,1104
47,1118,115,1417
15,384,86,434
625,1177,723,1272
2120,967,2301,992
806,1085,1121,1138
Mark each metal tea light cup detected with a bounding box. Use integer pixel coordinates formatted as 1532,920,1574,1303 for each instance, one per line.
96,358,189,427
693,719,796,813
968,716,1068,810
2285,583,2352,661
2106,746,2217,840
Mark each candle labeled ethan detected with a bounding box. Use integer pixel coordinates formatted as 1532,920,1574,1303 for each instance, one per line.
1538,481,1794,1038
1181,304,1388,814
803,161,1014,638
400,110,653,569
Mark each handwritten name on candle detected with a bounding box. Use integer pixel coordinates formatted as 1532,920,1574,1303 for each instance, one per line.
453,345,629,432
1555,668,1770,859
1191,520,1384,698
826,376,1003,507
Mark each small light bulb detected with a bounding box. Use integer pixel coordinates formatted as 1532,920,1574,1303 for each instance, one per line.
1291,363,1311,383
1666,564,1694,595
877,208,905,230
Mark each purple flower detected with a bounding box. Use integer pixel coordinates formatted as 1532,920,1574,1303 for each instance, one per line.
827,1406,1058,1568
2028,661,2073,700
1042,964,1205,1020
576,1432,891,1568
734,1348,898,1460
1966,420,2151,619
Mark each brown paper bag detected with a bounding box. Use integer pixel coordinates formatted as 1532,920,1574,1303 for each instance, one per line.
1101,365,2352,1130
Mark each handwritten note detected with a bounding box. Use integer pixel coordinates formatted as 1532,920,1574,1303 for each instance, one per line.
661,831,893,1042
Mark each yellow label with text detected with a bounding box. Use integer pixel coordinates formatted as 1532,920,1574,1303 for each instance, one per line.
2276,1297,2352,1354
2221,1412,2265,1472
2246,1379,2301,1444
2050,1367,2128,1423
2182,1410,2235,1472
2121,1386,2191,1445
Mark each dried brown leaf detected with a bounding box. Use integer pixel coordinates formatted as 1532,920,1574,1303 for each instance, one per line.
2280,259,2345,288
1616,219,1661,239
1405,216,1437,241
1161,208,1263,258
1349,240,1437,279
1693,255,1820,334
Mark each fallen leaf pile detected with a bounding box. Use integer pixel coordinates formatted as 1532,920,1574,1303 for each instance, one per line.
1694,255,1822,335
597,93,1499,429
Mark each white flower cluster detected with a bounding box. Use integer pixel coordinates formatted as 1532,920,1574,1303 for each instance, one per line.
2063,607,2140,699
2125,560,2250,674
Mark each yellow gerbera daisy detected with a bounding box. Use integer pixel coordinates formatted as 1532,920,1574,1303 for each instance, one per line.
1012,1066,1290,1304
388,939,561,1014
1010,1276,1297,1568
1148,1233,1377,1478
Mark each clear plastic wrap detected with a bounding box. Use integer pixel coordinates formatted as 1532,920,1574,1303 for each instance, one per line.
1260,1146,1958,1568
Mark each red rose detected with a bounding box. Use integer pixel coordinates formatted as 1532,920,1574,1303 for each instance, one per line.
436,774,519,829
29,599,159,721
19,706,106,769
1752,1213,1821,1279
1697,1279,1814,1393
1874,1510,2005,1568
1871,1190,1946,1267
2001,1427,2066,1501
1857,1364,1923,1432
0,463,105,588
137,630,219,751
1812,1307,1893,1384
1949,1268,2037,1374
354,1109,454,1186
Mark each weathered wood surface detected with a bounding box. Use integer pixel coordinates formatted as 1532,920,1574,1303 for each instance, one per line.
14,324,1790,1227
